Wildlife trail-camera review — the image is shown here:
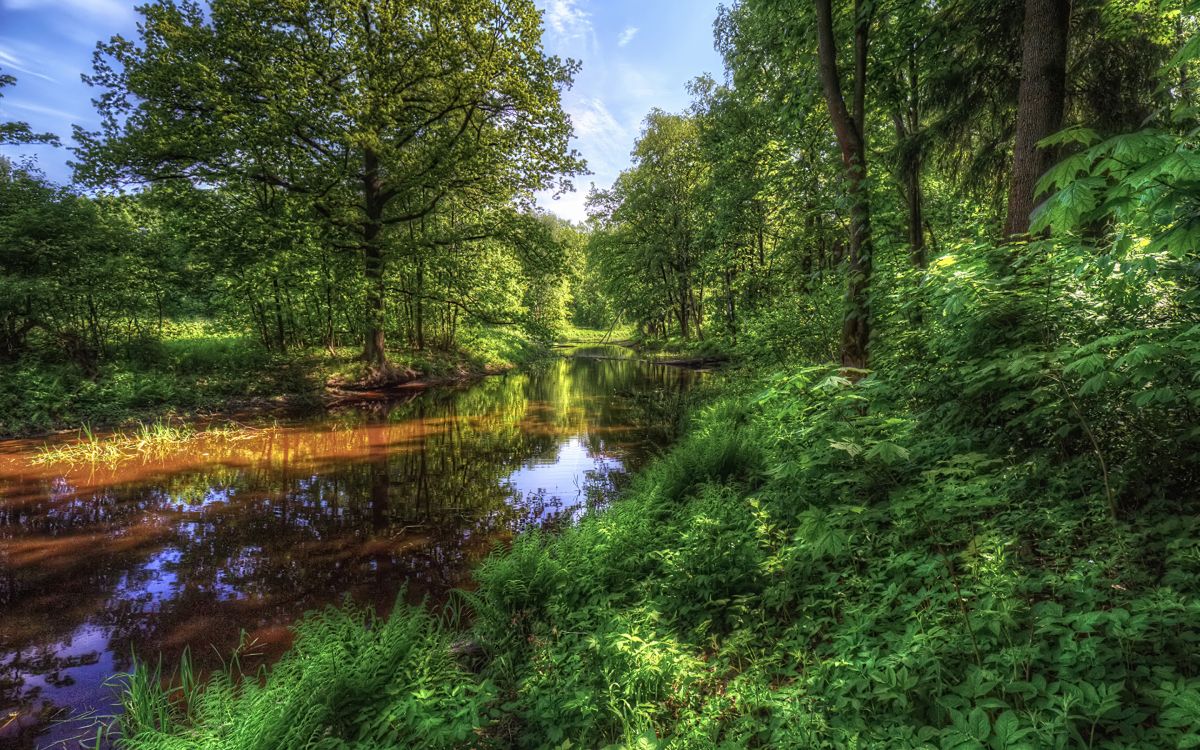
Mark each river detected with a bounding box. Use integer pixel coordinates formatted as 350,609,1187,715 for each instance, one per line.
0,348,700,748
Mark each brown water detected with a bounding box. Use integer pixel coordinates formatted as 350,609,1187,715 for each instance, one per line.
0,350,699,749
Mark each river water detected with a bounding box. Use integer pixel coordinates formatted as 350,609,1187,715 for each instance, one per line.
0,349,699,748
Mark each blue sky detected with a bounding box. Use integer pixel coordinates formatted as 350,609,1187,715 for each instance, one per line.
0,0,724,222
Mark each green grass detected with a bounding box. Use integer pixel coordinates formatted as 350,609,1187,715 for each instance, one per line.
0,328,315,437
630,333,732,363
32,419,274,466
0,322,546,437
108,327,1200,748
558,323,637,345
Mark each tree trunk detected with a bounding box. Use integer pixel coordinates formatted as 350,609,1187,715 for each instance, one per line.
362,239,386,365
272,275,287,353
905,165,924,267
362,147,388,366
893,50,926,268
814,0,873,371
677,275,690,339
724,266,736,344
323,258,336,351
1004,0,1070,238
415,260,425,351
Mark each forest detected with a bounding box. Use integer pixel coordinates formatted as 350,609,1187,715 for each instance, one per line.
3,0,1200,747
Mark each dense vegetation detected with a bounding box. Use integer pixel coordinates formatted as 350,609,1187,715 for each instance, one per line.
0,1,591,435
5,0,1200,747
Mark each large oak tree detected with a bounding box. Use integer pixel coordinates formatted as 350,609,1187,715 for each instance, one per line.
75,0,582,367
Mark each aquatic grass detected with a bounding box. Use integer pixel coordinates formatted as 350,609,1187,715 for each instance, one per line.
32,419,278,466
31,424,132,465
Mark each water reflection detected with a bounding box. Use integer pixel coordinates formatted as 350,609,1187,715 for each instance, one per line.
0,355,697,748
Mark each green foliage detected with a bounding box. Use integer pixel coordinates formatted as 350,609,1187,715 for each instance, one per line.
0,163,159,365
74,0,583,363
113,603,490,750
114,208,1200,747
587,111,707,340
0,325,302,435
654,487,767,634
8,2,1200,749
0,72,60,146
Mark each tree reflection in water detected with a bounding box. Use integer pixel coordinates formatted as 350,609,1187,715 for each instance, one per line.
0,355,698,748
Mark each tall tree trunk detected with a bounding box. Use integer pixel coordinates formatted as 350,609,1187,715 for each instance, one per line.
724,266,736,344
677,273,690,339
905,165,924,266
272,275,287,353
814,0,873,370
1004,0,1071,238
362,147,388,366
323,257,336,351
415,260,425,351
893,50,926,268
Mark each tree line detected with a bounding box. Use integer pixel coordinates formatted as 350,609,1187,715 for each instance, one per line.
2,0,590,380
586,0,1194,370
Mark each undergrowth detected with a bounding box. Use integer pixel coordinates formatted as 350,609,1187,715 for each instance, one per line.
108,604,488,750
0,322,544,437
111,240,1200,748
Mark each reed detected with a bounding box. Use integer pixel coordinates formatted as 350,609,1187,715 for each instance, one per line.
32,419,274,466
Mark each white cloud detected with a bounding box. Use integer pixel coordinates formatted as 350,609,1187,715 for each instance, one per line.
3,0,134,20
5,98,82,122
535,96,635,222
617,26,638,47
0,47,55,82
572,96,623,138
535,186,590,223
568,95,635,175
543,0,591,38
613,62,666,101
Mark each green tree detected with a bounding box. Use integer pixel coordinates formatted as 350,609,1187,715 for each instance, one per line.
76,0,583,369
0,72,60,147
0,164,154,365
589,111,707,339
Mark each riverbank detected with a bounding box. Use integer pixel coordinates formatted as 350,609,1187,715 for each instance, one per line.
0,325,548,438
630,333,733,368
110,339,1200,747
1,341,703,749
556,326,732,369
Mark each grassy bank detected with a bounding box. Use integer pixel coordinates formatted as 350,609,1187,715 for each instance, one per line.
109,276,1200,749
628,334,732,365
557,323,638,346
0,323,547,438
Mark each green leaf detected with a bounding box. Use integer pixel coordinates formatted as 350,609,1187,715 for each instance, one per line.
968,707,991,741
1035,151,1095,196
1038,126,1100,149
1031,177,1105,233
